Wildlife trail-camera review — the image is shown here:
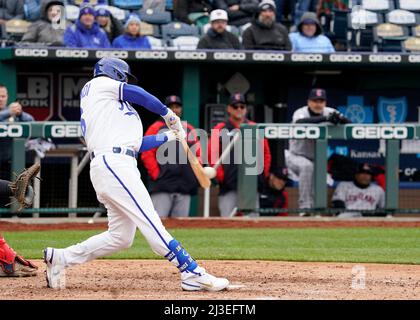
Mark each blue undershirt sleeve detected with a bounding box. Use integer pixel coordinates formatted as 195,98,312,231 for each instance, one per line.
139,133,168,152
122,84,168,116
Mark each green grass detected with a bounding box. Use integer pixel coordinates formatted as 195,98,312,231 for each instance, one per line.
3,228,420,264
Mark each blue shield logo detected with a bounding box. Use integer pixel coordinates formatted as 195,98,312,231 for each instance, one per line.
377,97,408,123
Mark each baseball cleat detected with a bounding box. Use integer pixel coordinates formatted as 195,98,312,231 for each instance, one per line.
181,271,229,292
43,247,65,289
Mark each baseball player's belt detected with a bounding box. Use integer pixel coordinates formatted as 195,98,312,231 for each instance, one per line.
90,147,138,160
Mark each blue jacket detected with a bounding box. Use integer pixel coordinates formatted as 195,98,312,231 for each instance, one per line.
289,32,335,53
0,108,34,122
112,34,151,49
64,20,110,48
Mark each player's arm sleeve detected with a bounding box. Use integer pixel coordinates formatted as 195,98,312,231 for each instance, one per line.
139,134,168,152
140,123,163,180
263,138,271,178
122,84,168,116
378,189,385,209
295,115,328,124
332,183,346,208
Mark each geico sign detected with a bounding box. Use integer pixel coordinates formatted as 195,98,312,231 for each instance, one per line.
135,51,168,59
55,49,89,58
252,52,285,61
15,48,48,57
368,54,401,63
0,125,23,137
265,126,322,139
50,125,82,138
408,55,420,63
174,51,207,60
329,54,362,63
291,54,323,62
96,50,128,59
351,126,409,139
214,52,246,60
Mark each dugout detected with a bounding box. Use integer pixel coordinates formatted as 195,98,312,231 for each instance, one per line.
1,48,420,215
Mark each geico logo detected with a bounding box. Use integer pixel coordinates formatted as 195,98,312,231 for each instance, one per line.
252,52,284,61
96,51,128,59
135,51,168,59
214,52,246,60
55,49,89,58
368,55,401,63
15,48,48,57
51,125,82,138
0,125,23,137
174,51,207,60
291,54,323,62
329,54,362,62
408,55,420,63
265,126,321,139
352,126,408,139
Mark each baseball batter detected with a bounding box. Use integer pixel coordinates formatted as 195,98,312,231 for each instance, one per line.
285,88,350,211
43,57,229,291
332,163,385,218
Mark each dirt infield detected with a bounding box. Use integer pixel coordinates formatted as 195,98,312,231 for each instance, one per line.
1,260,419,300
1,218,420,231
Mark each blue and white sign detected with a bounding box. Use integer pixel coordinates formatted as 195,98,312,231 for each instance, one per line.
377,97,408,123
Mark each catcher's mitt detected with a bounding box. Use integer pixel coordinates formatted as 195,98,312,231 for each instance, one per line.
8,163,40,211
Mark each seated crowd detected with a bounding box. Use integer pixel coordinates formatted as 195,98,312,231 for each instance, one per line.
0,0,349,52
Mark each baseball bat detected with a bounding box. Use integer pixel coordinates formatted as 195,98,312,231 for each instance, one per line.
181,139,211,189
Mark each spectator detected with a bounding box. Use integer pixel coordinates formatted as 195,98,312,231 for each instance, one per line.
112,14,151,49
289,11,335,52
175,0,213,25
141,95,200,218
294,0,318,26
63,5,110,48
214,0,259,27
209,93,271,217
0,84,34,122
95,6,123,43
259,166,289,216
22,0,69,46
332,163,385,218
0,0,24,24
285,88,350,214
242,0,292,51
197,9,241,50
0,83,34,182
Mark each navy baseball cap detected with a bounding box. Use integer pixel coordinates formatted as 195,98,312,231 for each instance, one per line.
229,93,246,105
164,95,182,106
308,88,327,101
357,163,374,175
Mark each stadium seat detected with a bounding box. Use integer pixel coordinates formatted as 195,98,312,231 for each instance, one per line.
107,6,127,21
139,10,172,25
65,5,80,22
166,0,173,11
361,0,395,12
0,24,6,40
139,21,161,38
348,9,383,51
169,36,199,50
374,23,409,51
402,36,420,51
386,9,420,26
330,9,351,48
5,20,32,42
147,36,166,49
412,25,420,37
161,22,199,39
111,0,142,10
397,0,420,12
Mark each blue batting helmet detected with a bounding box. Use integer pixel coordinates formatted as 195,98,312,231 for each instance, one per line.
93,57,137,84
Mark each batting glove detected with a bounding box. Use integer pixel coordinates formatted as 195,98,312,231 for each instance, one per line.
164,128,187,142
162,109,181,131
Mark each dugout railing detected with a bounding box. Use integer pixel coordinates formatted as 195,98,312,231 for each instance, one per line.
237,123,420,215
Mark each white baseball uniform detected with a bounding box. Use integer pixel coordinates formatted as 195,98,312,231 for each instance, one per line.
60,76,200,274
285,106,336,209
332,181,385,217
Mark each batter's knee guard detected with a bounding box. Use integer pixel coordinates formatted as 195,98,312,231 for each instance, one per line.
165,239,198,273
